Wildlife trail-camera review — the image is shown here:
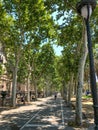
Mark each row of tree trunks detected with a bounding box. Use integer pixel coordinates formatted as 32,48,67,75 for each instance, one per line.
62,23,88,126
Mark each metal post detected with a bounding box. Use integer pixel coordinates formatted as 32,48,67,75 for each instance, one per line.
85,16,98,130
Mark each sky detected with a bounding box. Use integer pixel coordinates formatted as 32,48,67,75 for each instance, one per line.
41,42,63,56
41,38,63,56
53,45,63,56
51,12,65,56
41,10,66,56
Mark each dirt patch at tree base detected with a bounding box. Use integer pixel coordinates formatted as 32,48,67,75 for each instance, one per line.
70,97,94,129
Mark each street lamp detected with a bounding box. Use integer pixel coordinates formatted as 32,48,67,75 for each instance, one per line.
76,0,98,129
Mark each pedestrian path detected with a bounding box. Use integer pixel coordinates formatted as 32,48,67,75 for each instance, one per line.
0,95,95,130
20,96,67,130
19,96,95,130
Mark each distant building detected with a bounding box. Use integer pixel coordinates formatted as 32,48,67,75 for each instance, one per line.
0,43,12,93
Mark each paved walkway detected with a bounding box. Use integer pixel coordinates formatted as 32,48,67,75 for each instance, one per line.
0,95,95,130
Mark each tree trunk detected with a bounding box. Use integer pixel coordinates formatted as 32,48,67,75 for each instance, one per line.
73,79,77,96
75,23,88,125
27,72,30,102
68,74,74,103
33,76,37,100
34,81,37,100
11,61,18,107
45,84,48,97
62,80,67,102
43,86,46,98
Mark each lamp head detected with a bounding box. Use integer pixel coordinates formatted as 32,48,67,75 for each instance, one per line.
76,0,96,19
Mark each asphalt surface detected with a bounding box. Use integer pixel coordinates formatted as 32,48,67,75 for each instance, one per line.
0,95,95,130
20,97,70,130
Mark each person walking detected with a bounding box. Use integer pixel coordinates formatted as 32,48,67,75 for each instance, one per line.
54,92,57,100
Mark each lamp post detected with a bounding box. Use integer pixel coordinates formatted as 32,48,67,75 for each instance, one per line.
76,0,98,129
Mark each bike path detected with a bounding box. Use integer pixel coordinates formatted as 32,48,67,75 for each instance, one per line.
0,95,94,130
20,96,73,130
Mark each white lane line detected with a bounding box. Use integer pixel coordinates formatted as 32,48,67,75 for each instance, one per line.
61,99,65,125
50,105,53,112
20,109,42,130
25,124,64,127
20,98,65,130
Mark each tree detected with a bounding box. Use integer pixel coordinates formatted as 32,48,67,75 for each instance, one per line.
1,0,57,106
37,43,55,96
44,0,96,125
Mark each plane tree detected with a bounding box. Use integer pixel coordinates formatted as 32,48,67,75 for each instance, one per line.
44,0,98,125
1,0,57,106
36,43,56,96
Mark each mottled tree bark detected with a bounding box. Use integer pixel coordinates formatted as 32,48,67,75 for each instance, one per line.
11,60,18,107
75,23,88,125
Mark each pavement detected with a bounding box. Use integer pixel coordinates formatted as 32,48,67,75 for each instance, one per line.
0,94,95,130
